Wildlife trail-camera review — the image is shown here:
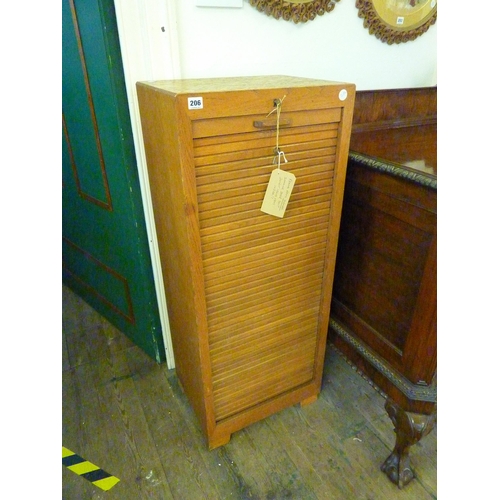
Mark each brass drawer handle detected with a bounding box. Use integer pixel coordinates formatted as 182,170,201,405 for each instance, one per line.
253,118,292,128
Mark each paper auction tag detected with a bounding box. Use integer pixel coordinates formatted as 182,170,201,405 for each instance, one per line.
260,168,296,218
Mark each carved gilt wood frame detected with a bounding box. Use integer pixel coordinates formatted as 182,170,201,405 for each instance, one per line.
356,0,437,45
248,0,341,24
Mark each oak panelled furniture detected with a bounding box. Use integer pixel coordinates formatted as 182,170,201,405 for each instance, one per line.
137,76,355,449
329,87,437,488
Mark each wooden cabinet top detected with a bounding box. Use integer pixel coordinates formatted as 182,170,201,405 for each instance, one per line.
137,75,353,95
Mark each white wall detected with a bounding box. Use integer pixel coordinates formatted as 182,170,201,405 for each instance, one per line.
175,0,437,90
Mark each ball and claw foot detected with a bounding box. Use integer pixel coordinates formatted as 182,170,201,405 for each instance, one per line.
381,448,415,489
381,398,436,489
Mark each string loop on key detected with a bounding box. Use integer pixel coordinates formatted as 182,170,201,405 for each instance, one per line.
267,95,287,168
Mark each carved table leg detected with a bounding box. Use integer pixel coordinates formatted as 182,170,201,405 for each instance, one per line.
381,398,436,489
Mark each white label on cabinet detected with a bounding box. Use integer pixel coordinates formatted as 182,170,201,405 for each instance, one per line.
261,168,296,218
339,89,348,101
188,97,204,110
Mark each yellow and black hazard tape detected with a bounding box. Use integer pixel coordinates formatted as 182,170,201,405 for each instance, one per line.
62,446,120,491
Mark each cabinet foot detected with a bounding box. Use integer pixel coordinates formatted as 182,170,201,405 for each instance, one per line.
381,398,436,489
208,433,231,450
300,394,318,407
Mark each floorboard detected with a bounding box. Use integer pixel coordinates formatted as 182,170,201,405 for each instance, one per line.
62,285,437,499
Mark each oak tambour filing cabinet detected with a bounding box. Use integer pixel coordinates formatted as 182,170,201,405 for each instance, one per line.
136,76,355,448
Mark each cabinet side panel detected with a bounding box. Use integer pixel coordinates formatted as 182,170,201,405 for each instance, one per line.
136,84,210,431
331,162,436,373
403,231,437,384
313,89,356,389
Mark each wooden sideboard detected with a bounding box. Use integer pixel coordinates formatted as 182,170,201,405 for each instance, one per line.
137,76,355,449
329,87,437,488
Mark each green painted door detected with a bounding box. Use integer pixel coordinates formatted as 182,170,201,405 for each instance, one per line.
62,0,165,362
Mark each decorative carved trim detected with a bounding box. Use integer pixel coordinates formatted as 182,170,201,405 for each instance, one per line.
249,0,341,24
356,0,437,45
332,345,389,400
348,151,437,190
329,318,437,403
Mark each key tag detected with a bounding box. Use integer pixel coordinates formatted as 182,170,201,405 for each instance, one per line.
260,96,296,218
260,151,296,218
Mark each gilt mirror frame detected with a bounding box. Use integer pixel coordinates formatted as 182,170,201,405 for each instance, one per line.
249,0,341,24
356,0,437,45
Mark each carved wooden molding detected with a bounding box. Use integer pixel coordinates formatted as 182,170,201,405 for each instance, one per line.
349,151,437,190
356,0,437,45
249,0,341,24
329,317,437,403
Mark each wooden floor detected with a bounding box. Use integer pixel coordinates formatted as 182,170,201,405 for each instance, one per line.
62,285,436,499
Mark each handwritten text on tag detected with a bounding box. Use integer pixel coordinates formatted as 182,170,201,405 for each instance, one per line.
260,168,296,218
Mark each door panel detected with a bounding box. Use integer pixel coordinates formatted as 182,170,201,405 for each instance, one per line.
62,0,165,362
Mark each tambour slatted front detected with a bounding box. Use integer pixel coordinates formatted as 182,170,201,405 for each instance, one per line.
194,115,338,421
137,76,355,449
